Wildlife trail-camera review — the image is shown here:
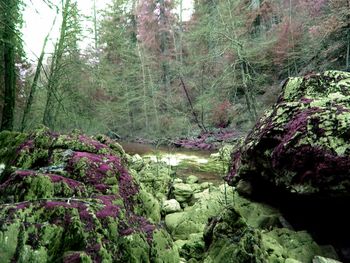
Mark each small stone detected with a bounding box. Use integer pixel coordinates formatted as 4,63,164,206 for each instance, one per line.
165,212,186,232
173,183,193,203
162,199,182,214
236,179,253,196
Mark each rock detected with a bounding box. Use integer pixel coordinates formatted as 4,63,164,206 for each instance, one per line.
179,233,205,261
285,259,303,263
192,189,210,203
236,179,253,196
129,154,144,171
166,186,237,241
162,199,182,214
190,183,202,193
174,178,183,183
135,161,172,201
227,70,350,197
0,128,179,262
186,175,199,184
165,212,187,234
313,256,342,263
173,183,193,203
200,182,212,190
203,206,338,263
174,240,187,251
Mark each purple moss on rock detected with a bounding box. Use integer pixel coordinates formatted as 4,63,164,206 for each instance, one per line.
0,128,179,262
227,71,350,197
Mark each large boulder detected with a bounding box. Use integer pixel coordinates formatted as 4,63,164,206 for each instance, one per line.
226,71,350,197
0,128,179,263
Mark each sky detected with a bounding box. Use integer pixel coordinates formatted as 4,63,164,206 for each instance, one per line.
22,0,193,62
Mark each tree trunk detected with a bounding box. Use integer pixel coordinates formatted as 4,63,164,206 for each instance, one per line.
43,0,70,128
180,77,207,132
158,0,171,111
1,0,17,131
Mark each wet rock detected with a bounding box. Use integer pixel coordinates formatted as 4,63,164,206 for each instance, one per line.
162,199,182,214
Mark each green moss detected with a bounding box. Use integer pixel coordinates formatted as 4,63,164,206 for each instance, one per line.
0,222,20,262
24,175,55,201
262,228,327,262
151,230,181,263
119,234,151,263
0,131,27,166
135,190,161,223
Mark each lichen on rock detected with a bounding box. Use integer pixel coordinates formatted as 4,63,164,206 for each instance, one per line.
0,128,179,262
227,70,350,197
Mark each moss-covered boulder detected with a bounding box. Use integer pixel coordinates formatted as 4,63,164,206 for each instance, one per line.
203,206,338,263
0,128,179,263
227,71,350,197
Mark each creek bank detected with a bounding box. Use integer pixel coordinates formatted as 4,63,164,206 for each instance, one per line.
120,128,243,152
0,111,344,263
128,145,340,263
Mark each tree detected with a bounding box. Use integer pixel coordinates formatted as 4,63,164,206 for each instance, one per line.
43,0,81,129
0,0,22,131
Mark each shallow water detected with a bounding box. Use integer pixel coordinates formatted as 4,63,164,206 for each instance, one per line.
120,142,223,184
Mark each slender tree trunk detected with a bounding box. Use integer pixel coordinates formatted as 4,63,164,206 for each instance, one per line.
346,0,350,70
93,0,98,51
159,0,171,111
43,0,70,128
1,0,17,131
347,31,350,71
147,67,160,130
180,77,207,132
137,43,149,130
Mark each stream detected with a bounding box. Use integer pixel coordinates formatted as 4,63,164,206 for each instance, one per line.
120,142,225,185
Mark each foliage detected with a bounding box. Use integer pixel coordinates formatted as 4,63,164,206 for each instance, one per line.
1,0,349,138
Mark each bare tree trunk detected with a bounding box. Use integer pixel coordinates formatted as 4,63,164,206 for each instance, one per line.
180,77,207,132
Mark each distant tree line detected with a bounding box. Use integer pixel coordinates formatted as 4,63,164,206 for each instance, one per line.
0,0,349,138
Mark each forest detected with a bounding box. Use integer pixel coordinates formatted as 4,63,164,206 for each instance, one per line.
0,0,348,138
1,0,350,263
